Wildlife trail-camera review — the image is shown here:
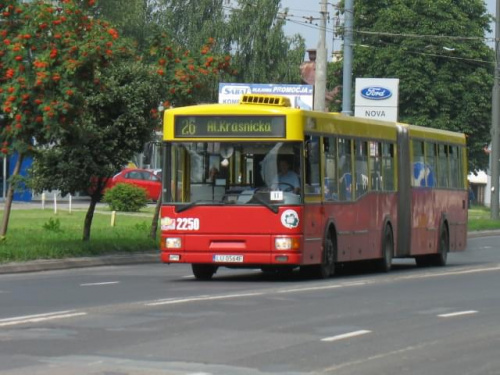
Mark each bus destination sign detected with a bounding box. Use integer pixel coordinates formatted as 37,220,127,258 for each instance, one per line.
174,115,286,138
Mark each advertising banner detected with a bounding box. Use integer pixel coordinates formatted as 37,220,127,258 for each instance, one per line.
218,83,314,110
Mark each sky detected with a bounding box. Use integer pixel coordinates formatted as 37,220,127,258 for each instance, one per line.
280,0,497,59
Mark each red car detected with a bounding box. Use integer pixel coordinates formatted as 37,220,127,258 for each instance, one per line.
105,168,162,201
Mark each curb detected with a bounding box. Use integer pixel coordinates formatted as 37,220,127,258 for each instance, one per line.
0,251,159,275
467,230,500,239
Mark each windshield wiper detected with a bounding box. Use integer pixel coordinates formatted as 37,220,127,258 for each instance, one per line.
175,200,222,213
250,194,279,214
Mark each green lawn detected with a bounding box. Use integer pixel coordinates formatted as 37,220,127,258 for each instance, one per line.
468,205,500,231
0,204,498,264
0,207,158,263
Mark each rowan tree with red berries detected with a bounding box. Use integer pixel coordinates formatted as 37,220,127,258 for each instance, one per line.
1,0,234,240
0,0,132,238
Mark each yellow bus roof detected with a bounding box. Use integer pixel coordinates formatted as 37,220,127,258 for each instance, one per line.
163,97,466,146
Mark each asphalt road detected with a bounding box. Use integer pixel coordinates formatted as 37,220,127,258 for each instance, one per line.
0,236,499,375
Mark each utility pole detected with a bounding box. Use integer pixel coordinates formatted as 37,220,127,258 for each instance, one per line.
341,0,354,116
491,0,500,219
313,0,328,111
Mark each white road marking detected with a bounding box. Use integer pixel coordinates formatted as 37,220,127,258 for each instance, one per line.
0,310,87,327
322,340,441,372
80,281,120,286
146,292,263,306
396,265,500,281
438,310,478,318
279,281,368,294
321,330,372,342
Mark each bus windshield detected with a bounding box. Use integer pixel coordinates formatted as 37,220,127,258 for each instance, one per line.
168,141,303,207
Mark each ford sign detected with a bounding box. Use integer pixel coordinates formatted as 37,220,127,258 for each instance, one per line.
360,86,392,100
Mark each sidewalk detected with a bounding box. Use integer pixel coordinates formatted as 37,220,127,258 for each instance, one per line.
0,251,159,274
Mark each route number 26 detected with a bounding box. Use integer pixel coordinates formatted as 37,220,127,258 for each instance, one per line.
180,119,196,135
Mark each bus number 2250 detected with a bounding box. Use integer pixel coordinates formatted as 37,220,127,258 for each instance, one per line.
176,218,200,230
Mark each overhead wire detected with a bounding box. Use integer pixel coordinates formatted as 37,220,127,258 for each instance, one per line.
222,1,495,61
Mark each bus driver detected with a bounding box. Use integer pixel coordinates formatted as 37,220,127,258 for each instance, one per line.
274,158,300,194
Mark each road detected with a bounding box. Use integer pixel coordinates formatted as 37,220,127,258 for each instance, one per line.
0,236,499,375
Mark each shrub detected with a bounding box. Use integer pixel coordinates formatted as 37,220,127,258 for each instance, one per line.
103,183,148,212
42,218,62,232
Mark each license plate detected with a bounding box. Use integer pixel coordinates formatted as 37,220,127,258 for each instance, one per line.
213,255,244,263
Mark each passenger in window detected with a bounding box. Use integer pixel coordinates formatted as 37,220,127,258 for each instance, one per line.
207,166,219,183
274,158,300,194
324,180,338,201
339,172,352,200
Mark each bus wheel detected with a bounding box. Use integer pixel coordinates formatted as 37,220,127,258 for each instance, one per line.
376,225,393,272
321,230,336,278
191,264,217,280
430,225,449,267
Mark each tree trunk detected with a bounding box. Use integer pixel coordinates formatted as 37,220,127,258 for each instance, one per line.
0,154,24,240
83,194,99,241
150,194,162,240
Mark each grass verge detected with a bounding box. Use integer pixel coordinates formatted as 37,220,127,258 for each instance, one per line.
0,208,157,263
468,205,500,231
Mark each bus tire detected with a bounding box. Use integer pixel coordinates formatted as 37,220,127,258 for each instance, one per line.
300,230,336,279
430,224,449,267
376,225,393,272
317,229,337,279
415,224,449,267
191,264,217,280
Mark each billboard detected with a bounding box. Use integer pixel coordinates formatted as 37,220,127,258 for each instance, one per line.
218,83,314,110
354,78,399,122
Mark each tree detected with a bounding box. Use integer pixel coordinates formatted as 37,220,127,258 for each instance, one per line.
228,0,306,84
30,61,162,241
339,0,494,172
29,31,233,241
0,0,127,238
156,0,230,54
88,0,154,50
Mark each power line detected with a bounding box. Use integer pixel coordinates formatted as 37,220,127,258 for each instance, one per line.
356,29,494,43
223,3,495,47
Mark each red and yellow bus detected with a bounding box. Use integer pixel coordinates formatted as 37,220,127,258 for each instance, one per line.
159,94,468,280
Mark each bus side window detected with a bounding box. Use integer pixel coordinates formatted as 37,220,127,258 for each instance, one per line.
324,136,338,200
437,144,449,188
425,142,436,187
412,140,426,187
449,146,460,188
305,135,321,195
382,143,395,191
338,138,352,201
369,141,382,191
355,140,368,198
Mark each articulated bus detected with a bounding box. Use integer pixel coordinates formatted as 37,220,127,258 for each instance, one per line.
159,94,468,280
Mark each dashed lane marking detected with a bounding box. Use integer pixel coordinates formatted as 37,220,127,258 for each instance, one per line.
0,310,87,328
321,330,372,342
438,310,478,318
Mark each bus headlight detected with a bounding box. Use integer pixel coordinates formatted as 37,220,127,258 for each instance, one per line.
165,237,182,249
275,237,300,251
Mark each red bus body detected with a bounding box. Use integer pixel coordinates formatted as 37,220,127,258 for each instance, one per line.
159,95,468,279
